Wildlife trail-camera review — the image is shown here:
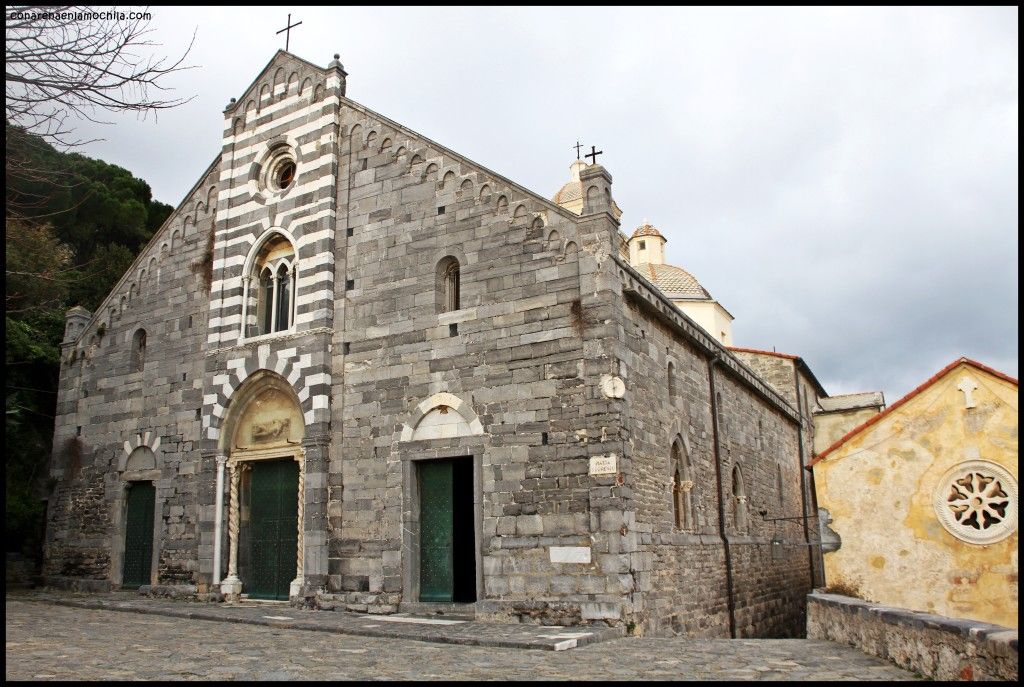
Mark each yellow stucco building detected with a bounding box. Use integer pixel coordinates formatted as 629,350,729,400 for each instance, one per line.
810,358,1018,629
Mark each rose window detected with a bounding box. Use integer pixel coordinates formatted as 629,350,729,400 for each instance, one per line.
933,460,1017,545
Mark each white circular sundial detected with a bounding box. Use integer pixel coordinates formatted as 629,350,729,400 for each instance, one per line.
600,374,626,399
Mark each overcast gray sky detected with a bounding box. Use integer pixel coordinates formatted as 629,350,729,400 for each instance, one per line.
72,6,1018,404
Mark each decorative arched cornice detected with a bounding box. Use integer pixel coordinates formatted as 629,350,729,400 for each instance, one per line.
240,226,300,278
203,348,329,441
399,392,484,442
119,432,162,472
431,246,470,269
668,420,692,457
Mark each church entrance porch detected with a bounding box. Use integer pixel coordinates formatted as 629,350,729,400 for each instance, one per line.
121,481,155,589
418,457,476,603
244,459,299,600
215,370,307,602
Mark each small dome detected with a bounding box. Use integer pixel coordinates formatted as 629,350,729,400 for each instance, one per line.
552,160,622,219
631,222,664,240
552,181,583,205
635,262,712,301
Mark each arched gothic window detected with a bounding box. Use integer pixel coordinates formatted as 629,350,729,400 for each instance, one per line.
672,439,694,531
131,328,147,372
732,464,748,531
777,464,785,507
436,256,460,313
243,234,296,337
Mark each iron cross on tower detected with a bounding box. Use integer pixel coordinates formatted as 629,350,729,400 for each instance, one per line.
277,13,303,51
585,145,603,165
573,141,584,160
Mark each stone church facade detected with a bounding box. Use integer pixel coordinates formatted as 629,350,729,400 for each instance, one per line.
46,51,835,637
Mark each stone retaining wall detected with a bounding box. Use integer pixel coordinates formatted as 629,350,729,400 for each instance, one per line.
807,592,1018,681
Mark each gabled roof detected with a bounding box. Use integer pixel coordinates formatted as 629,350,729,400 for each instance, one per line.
809,357,1018,467
728,346,829,399
818,392,885,413
224,50,329,114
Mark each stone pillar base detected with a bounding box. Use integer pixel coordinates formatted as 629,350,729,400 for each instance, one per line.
289,576,304,600
221,575,242,601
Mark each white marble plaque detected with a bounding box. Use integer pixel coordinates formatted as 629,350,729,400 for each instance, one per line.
549,546,592,564
589,454,618,475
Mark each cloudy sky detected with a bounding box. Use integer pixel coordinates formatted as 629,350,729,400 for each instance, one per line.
72,6,1018,403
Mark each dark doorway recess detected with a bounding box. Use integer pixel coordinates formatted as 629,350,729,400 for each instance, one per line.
122,481,155,588
247,459,298,600
419,457,476,603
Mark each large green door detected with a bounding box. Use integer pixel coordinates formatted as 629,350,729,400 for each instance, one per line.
122,481,155,588
248,459,299,600
419,460,454,602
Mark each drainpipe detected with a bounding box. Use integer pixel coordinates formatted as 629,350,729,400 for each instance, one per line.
792,366,815,590
213,454,227,585
707,354,736,638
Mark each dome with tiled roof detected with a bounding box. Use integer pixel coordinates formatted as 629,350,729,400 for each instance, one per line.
631,222,664,240
624,219,734,344
552,161,622,219
633,262,713,301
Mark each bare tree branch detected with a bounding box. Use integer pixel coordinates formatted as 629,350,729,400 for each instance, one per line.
5,6,196,149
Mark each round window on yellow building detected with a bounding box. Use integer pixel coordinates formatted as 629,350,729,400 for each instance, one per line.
933,460,1017,545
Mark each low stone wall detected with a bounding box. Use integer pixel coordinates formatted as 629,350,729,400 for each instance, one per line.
807,592,1018,681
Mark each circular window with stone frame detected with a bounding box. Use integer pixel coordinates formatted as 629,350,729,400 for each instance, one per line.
257,144,299,197
932,460,1017,545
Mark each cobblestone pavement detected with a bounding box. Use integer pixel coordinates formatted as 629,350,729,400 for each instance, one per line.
5,600,919,681
14,590,622,651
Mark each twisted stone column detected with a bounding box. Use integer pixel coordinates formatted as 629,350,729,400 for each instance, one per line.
289,455,306,600
220,462,243,599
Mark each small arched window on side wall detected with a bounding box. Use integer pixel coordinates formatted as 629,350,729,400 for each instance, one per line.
672,439,694,531
131,328,147,372
436,256,460,313
776,463,785,507
732,463,748,532
667,361,676,401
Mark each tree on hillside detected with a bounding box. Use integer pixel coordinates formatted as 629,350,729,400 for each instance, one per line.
4,6,191,565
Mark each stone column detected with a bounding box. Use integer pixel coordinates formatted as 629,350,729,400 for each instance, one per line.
212,454,228,585
289,453,306,599
220,462,243,599
294,433,330,601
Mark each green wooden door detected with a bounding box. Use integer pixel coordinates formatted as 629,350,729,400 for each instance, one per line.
122,481,155,589
419,460,454,602
248,460,299,600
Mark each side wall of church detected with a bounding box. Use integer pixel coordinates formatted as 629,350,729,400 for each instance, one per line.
622,305,813,637
45,163,221,588
713,370,811,638
621,308,730,636
733,351,827,588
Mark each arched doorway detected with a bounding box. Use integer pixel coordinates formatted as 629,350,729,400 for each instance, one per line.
219,371,305,600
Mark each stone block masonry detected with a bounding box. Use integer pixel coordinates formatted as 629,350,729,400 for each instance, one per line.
45,49,820,637
807,592,1018,681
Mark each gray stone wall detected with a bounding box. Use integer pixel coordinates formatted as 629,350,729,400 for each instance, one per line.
619,300,812,637
732,350,825,588
807,592,1018,681
45,160,220,589
325,102,608,624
